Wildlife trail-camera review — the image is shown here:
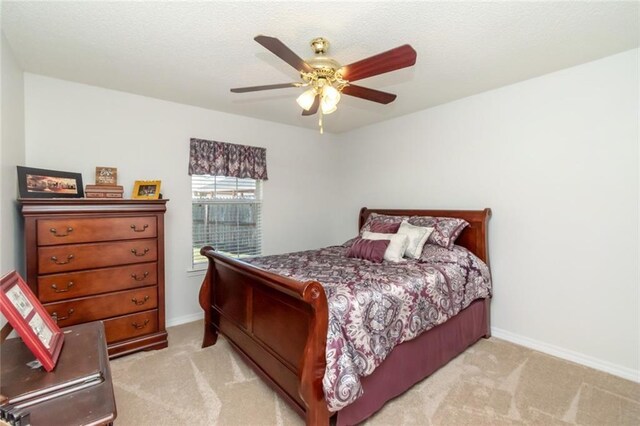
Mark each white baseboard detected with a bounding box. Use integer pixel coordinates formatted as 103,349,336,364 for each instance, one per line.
491,327,639,383
166,312,204,328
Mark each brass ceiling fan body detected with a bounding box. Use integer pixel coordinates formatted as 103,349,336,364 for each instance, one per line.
231,35,417,131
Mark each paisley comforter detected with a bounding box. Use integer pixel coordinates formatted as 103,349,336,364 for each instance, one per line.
245,242,492,412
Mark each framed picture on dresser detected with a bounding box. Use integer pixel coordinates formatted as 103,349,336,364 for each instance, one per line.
17,166,84,198
0,271,64,372
132,180,161,200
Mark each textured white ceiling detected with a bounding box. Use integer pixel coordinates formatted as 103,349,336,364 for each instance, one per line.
2,1,638,133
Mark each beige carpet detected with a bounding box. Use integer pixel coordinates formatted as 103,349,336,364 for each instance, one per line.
110,321,639,425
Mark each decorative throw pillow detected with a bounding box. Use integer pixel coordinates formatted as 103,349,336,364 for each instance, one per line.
346,238,390,263
397,221,434,259
361,231,409,263
408,216,469,249
370,221,401,234
360,213,409,235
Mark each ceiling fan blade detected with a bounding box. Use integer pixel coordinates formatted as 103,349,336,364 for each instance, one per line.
254,35,313,73
230,83,300,93
339,44,417,82
341,84,397,104
301,95,320,116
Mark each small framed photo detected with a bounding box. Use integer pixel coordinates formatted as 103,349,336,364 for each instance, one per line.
0,271,64,372
95,166,118,186
17,166,84,199
132,180,161,200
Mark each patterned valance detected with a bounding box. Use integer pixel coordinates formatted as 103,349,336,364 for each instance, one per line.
188,138,268,180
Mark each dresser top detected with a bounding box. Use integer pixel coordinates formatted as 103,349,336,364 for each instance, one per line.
19,198,169,215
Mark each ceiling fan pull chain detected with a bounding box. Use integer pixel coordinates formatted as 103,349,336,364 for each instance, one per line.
319,109,324,134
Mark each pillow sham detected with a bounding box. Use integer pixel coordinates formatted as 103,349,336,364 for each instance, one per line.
408,216,469,249
361,231,409,263
346,238,390,263
397,221,434,259
360,213,409,235
370,221,401,234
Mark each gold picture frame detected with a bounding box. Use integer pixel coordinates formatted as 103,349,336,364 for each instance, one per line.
132,180,161,200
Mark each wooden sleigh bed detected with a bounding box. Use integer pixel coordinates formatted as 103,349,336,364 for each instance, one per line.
199,208,492,425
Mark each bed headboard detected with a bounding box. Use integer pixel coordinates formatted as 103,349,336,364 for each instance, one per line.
358,207,492,266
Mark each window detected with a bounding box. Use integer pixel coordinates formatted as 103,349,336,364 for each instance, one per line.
192,175,262,267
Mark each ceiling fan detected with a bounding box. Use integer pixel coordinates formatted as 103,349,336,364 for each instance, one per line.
231,35,417,133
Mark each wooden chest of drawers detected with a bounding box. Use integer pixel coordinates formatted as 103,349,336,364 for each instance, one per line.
21,199,169,358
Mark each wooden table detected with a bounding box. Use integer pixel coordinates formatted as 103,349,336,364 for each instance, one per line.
1,322,117,425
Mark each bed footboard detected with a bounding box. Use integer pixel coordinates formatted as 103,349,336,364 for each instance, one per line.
198,246,330,425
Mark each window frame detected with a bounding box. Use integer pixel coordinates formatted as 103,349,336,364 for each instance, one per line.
191,175,262,269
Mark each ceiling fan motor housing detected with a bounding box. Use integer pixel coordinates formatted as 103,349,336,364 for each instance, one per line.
306,37,342,71
302,37,345,89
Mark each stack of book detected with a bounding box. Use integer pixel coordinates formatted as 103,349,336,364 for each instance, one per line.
84,184,124,198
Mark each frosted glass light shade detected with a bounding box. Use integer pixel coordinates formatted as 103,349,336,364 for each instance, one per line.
296,89,317,110
322,85,341,106
320,84,340,114
321,101,337,115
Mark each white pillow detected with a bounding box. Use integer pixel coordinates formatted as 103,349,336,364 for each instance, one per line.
397,221,434,259
361,231,409,263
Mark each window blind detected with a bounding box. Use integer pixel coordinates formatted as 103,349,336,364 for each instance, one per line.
192,175,262,266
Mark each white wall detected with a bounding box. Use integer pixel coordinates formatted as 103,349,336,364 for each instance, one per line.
336,49,639,380
1,33,25,276
24,74,342,325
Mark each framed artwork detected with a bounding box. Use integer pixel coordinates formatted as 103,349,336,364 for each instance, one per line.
132,180,161,200
0,271,64,372
95,167,118,186
17,166,84,199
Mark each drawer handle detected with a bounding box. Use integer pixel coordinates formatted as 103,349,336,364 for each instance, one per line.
51,254,74,265
51,281,75,293
130,224,149,233
131,271,149,281
52,309,74,322
50,226,73,237
131,295,150,306
131,248,150,257
132,319,150,330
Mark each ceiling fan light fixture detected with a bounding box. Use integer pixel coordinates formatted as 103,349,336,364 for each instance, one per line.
231,35,417,133
321,102,337,115
320,84,340,115
296,88,317,110
322,84,341,106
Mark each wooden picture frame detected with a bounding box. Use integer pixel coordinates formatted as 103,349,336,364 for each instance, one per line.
17,166,84,199
0,271,64,372
132,180,161,200
95,167,118,186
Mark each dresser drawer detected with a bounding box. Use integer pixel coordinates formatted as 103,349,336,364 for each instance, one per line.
37,216,157,246
44,287,158,327
103,310,159,344
38,239,157,274
38,262,158,302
